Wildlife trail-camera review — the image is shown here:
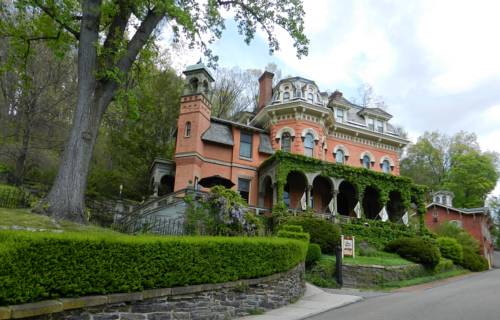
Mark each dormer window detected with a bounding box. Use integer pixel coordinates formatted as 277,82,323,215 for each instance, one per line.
376,120,384,133
367,118,374,131
283,91,290,101
336,109,345,123
307,93,313,102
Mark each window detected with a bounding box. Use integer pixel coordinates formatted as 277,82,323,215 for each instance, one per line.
376,120,384,133
362,155,371,169
239,131,252,158
336,109,345,123
307,93,314,102
184,121,191,137
194,176,199,190
335,149,345,164
367,118,374,130
238,178,250,203
382,159,391,173
304,133,314,157
281,132,292,152
450,220,463,228
283,91,290,101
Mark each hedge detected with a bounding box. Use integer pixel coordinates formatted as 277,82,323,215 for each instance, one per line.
341,219,419,250
285,215,340,254
0,184,30,209
436,237,463,265
385,237,441,269
0,231,307,305
306,243,322,267
461,246,489,272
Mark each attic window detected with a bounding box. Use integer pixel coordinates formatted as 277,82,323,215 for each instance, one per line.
336,109,345,123
376,120,384,133
367,118,374,131
307,93,313,102
283,91,290,101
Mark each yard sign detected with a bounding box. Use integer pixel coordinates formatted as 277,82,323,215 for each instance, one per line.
341,235,355,258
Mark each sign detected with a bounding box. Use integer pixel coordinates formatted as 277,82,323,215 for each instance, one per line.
341,235,355,258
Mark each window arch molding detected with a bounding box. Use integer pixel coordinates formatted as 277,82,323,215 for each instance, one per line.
275,126,296,140
379,155,395,173
300,128,320,141
333,145,349,163
360,151,375,168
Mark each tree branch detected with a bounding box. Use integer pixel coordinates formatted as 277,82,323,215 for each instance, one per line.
33,0,80,40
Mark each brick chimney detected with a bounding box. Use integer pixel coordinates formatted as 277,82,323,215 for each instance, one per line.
331,90,343,100
257,71,274,111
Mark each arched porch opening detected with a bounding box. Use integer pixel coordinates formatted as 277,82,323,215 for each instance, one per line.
284,171,307,209
337,181,357,216
387,191,406,223
262,176,274,209
312,175,333,213
363,186,382,219
158,175,175,196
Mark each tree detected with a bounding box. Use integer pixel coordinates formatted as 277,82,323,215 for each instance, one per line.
443,151,498,207
2,0,309,222
486,196,500,249
401,131,499,207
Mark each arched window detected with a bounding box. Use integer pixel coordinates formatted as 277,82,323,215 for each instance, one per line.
335,149,345,164
307,93,313,102
362,155,371,169
281,132,292,152
184,121,191,137
283,91,290,101
304,133,314,157
382,159,391,173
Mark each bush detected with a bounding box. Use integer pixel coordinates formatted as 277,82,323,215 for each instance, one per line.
341,219,418,250
436,222,480,254
281,225,304,233
285,215,340,254
436,237,463,264
434,258,454,273
277,230,310,242
306,243,322,267
461,246,489,271
385,237,441,268
0,184,32,209
306,258,337,288
0,231,307,305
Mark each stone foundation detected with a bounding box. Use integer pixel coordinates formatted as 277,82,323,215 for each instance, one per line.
2,264,305,320
342,263,427,288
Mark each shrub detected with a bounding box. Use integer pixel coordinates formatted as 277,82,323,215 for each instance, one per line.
461,246,489,271
436,237,463,264
306,243,322,267
306,258,337,288
277,230,310,242
434,258,454,273
436,222,480,253
341,218,418,250
385,237,441,268
281,225,304,233
0,231,307,306
0,184,32,209
285,215,340,254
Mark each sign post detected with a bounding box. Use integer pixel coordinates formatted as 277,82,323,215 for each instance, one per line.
341,235,355,259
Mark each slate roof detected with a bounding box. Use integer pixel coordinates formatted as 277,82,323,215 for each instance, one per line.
201,122,234,146
258,134,274,155
358,107,393,120
426,203,489,215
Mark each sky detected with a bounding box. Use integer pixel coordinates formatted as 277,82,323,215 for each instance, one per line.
166,0,500,196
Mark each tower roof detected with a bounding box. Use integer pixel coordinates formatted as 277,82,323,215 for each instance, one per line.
183,60,214,82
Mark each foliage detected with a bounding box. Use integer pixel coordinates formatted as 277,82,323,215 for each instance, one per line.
385,237,441,268
281,225,304,233
0,184,33,209
306,257,337,288
262,151,428,217
460,246,489,272
488,196,500,249
443,150,498,207
380,269,469,289
433,258,454,274
436,237,463,265
306,243,322,268
0,231,307,305
284,215,341,254
400,131,498,207
185,186,263,236
341,218,420,250
276,230,310,242
435,222,480,253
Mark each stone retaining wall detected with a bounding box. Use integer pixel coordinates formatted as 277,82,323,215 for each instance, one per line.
0,264,305,320
342,263,427,288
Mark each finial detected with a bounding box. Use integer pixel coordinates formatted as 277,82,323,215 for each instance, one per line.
197,58,202,64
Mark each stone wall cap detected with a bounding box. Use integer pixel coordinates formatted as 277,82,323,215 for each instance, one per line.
10,300,63,319
60,296,108,310
0,307,11,320
107,292,143,304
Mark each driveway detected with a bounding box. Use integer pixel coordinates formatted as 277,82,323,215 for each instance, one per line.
307,269,500,320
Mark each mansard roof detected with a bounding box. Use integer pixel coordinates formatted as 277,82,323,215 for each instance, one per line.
358,107,393,120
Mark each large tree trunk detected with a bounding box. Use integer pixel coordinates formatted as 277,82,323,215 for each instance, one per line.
44,0,102,223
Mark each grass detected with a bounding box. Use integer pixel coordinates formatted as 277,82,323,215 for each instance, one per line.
320,252,414,266
379,268,470,289
0,207,116,233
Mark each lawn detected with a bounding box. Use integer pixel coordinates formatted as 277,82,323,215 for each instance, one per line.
379,268,470,289
0,207,116,233
320,252,414,266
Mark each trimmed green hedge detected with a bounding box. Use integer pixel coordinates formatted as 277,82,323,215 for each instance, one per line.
385,237,441,269
341,219,419,250
461,246,489,271
285,215,340,254
0,231,307,306
306,243,322,267
436,237,463,265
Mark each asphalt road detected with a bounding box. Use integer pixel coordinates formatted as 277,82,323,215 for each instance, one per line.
307,269,500,320
494,251,500,268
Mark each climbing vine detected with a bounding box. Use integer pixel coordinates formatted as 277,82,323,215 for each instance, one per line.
263,151,428,217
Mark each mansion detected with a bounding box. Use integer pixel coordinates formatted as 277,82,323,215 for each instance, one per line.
150,62,423,221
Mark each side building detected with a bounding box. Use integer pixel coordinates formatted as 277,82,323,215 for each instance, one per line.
425,191,495,268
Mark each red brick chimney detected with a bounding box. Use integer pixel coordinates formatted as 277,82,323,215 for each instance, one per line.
331,90,343,100
257,71,274,111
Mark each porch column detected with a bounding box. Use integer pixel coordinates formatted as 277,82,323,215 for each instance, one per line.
153,181,160,197
272,183,277,205
306,184,312,209
331,190,339,215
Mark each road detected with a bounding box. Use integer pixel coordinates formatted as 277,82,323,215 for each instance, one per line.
307,268,500,320
494,251,500,268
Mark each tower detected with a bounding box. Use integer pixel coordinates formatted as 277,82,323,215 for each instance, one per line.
173,61,215,191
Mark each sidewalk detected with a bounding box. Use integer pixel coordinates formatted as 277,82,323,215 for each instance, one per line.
239,284,362,320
